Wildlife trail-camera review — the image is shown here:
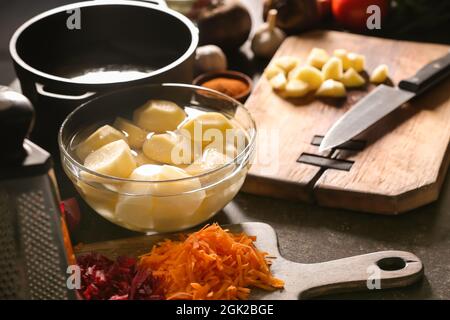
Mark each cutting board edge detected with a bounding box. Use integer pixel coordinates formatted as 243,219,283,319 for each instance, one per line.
242,173,314,203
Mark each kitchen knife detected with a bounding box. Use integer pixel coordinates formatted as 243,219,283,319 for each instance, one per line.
319,51,450,152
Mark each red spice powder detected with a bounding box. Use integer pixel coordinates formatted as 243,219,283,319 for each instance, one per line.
202,77,249,98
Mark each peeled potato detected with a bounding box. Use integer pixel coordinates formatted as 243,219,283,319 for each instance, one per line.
84,140,136,178
76,180,117,219
274,56,299,72
348,53,366,72
133,150,161,166
264,64,284,80
322,57,343,81
269,72,287,90
370,64,389,84
113,117,147,149
116,165,205,231
179,112,235,149
185,147,233,176
133,100,186,133
342,68,366,88
333,49,351,70
280,79,310,98
291,66,323,90
316,79,346,98
143,132,194,165
306,48,330,69
75,125,126,161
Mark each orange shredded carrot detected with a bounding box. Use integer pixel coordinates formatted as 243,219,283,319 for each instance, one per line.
138,223,284,300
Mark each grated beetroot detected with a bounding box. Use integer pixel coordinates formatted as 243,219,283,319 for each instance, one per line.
77,253,163,300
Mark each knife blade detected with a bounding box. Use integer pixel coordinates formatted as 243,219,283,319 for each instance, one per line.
319,51,450,152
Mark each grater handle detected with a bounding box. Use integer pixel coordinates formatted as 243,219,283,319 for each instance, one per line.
0,86,34,163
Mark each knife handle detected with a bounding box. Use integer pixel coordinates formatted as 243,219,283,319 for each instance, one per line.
399,51,450,96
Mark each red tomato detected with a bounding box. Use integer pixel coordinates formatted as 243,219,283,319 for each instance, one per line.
332,0,390,31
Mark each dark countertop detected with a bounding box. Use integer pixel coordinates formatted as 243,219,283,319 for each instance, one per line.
1,0,449,300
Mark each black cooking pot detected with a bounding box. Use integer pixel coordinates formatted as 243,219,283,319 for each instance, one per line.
9,0,198,151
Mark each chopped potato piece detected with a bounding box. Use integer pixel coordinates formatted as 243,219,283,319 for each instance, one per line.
143,132,194,165
113,117,147,149
269,72,287,90
290,66,323,90
342,68,366,88
370,64,389,84
133,100,186,133
306,48,330,69
264,64,284,80
274,56,300,72
84,140,136,178
280,79,310,98
348,53,366,72
76,125,126,161
116,165,205,230
333,49,351,70
322,57,344,81
316,79,347,98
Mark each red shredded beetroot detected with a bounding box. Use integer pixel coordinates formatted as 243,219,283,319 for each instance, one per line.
77,253,163,300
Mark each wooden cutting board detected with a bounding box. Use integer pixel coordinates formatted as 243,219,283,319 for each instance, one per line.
75,222,423,299
242,30,450,214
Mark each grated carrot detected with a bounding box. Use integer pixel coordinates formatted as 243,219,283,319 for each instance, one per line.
138,223,284,300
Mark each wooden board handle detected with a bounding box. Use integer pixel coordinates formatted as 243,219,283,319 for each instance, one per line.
298,250,423,299
399,51,450,95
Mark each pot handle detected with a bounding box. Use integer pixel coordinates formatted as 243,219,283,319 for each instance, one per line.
35,83,96,101
144,0,167,6
113,0,168,7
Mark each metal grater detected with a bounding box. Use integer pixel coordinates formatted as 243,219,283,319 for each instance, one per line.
0,86,77,299
0,145,77,300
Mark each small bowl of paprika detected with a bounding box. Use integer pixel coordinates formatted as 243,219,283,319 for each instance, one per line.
193,70,252,102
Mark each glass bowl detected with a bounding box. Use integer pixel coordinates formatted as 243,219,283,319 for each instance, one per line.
58,83,256,233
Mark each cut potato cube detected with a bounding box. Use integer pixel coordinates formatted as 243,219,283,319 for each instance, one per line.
370,64,389,84
342,68,366,88
306,48,330,69
75,125,126,161
84,140,136,178
115,165,205,231
348,53,366,72
291,66,323,90
316,79,347,98
133,100,186,133
333,49,351,70
280,79,310,98
322,57,343,81
264,64,284,80
274,56,300,72
269,72,287,90
113,117,148,149
143,132,194,165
